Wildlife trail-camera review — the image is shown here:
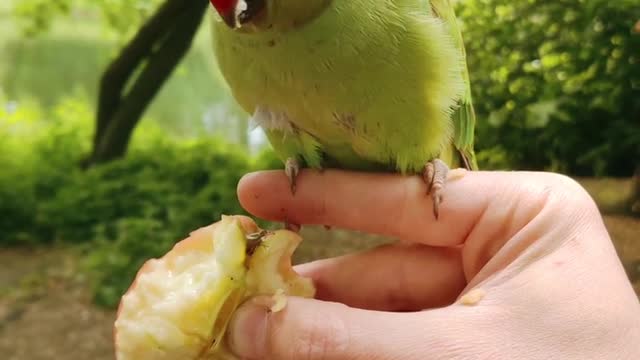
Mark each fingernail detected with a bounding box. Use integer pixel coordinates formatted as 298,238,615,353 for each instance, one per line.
229,301,269,359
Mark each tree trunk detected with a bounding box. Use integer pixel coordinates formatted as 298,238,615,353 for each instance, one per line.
84,0,210,167
631,164,640,215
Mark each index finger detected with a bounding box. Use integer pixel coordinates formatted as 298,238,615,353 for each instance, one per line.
237,169,557,247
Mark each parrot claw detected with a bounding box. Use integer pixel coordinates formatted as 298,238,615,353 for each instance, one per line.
284,220,301,233
423,159,449,220
285,157,300,195
283,158,302,232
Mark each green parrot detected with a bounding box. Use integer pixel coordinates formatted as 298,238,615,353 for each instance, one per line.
208,0,478,225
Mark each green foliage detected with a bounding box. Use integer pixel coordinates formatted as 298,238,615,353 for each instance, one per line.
13,0,163,38
2,36,112,110
3,0,245,141
85,218,174,307
0,93,91,245
0,95,276,307
39,136,251,243
458,0,640,176
12,0,71,36
0,20,235,138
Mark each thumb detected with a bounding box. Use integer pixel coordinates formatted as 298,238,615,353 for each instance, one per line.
227,296,435,360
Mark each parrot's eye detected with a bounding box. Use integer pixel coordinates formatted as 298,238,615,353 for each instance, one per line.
237,0,266,25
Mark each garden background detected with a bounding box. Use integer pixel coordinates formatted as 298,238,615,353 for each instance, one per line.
1,0,639,358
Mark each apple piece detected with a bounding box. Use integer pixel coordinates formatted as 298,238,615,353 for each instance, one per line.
114,215,315,359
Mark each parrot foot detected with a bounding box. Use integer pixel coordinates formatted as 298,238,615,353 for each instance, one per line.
284,157,301,232
284,221,301,233
423,158,450,220
285,157,300,195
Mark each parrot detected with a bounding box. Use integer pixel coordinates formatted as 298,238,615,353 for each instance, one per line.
208,0,478,228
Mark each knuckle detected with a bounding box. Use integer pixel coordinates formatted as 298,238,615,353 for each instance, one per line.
283,304,351,360
539,172,599,214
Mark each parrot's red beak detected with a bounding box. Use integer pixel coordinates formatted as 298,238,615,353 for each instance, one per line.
210,0,238,28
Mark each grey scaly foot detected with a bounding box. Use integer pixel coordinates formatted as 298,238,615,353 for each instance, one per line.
285,157,300,195
284,221,301,233
284,157,301,232
423,158,450,220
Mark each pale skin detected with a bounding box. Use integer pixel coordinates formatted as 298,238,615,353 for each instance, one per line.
226,169,640,359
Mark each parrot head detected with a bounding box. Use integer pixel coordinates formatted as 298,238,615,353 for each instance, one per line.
209,0,266,29
209,0,330,31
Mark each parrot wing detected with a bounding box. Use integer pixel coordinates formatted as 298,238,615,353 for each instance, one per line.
429,0,478,170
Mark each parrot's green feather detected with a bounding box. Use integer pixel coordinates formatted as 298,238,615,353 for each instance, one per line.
264,128,324,169
212,0,477,174
430,0,478,170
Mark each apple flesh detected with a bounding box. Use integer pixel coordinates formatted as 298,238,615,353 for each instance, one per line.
114,215,316,360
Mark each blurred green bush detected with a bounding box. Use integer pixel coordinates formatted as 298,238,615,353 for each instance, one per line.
0,94,278,307
458,0,640,176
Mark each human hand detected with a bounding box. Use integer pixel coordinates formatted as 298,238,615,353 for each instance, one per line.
228,169,640,359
